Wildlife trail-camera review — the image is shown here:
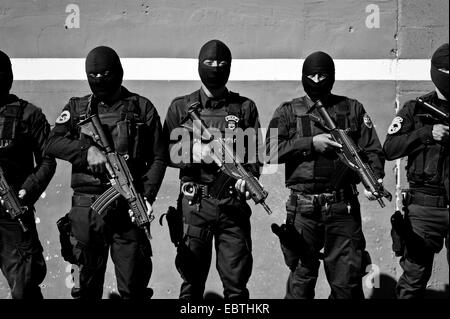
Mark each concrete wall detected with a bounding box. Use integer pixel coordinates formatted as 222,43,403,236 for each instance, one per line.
0,0,448,298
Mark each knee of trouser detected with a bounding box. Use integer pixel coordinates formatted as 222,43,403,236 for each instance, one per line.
135,228,153,259
9,247,46,299
280,242,301,272
68,205,105,247
274,221,319,272
403,244,435,267
175,225,212,282
71,240,107,272
423,233,445,254
175,241,198,282
15,234,47,283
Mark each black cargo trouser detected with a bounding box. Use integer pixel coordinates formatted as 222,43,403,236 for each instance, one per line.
281,194,366,299
396,202,449,299
67,193,152,299
176,195,253,300
0,211,46,299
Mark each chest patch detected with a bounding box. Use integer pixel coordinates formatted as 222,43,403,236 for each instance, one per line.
55,110,71,124
363,113,373,129
387,116,403,135
225,115,239,130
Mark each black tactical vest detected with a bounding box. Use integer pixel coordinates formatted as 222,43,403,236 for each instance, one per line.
0,97,29,187
288,96,359,192
0,97,25,152
70,94,146,191
407,92,448,190
180,90,244,184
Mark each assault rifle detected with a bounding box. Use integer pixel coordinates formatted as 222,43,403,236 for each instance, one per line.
185,102,273,215
308,100,392,208
79,105,154,243
0,165,28,231
416,97,449,125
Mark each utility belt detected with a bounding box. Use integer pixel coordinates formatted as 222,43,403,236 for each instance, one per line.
390,188,448,257
286,188,355,221
289,188,352,207
180,181,236,203
403,189,449,208
72,193,126,212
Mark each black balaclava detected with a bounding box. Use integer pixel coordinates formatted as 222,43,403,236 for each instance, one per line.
431,43,449,101
0,50,13,98
198,40,232,90
85,46,123,101
302,51,335,102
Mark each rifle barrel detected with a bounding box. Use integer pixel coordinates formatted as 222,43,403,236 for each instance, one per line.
417,98,449,123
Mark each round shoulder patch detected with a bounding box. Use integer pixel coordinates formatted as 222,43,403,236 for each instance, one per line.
363,113,373,128
387,116,403,135
55,110,71,124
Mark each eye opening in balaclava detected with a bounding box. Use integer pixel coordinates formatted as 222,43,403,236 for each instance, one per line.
302,51,335,102
430,43,449,101
85,46,123,101
198,39,232,90
0,50,13,98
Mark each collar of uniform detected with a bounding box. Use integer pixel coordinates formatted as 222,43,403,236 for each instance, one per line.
199,87,229,109
304,95,315,111
431,91,449,108
0,94,19,108
96,86,133,112
304,94,337,111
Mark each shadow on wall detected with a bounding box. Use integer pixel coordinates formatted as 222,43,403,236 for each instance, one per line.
369,274,449,299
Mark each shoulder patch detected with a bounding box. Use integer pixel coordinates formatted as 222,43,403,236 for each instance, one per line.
363,113,373,128
387,116,403,135
55,110,71,124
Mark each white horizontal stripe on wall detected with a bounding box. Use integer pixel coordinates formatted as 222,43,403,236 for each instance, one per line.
11,58,431,81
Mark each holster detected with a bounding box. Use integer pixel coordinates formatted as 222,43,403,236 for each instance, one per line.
390,210,405,257
271,221,323,272
56,213,77,264
390,190,409,257
165,205,183,247
390,191,418,257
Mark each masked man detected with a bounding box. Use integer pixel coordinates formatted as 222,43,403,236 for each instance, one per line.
45,46,167,299
383,43,449,299
163,40,262,300
266,51,386,299
0,50,56,299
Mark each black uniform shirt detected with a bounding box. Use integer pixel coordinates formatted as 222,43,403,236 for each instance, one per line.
163,88,261,184
266,94,385,193
383,91,449,194
45,87,167,203
0,94,56,206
